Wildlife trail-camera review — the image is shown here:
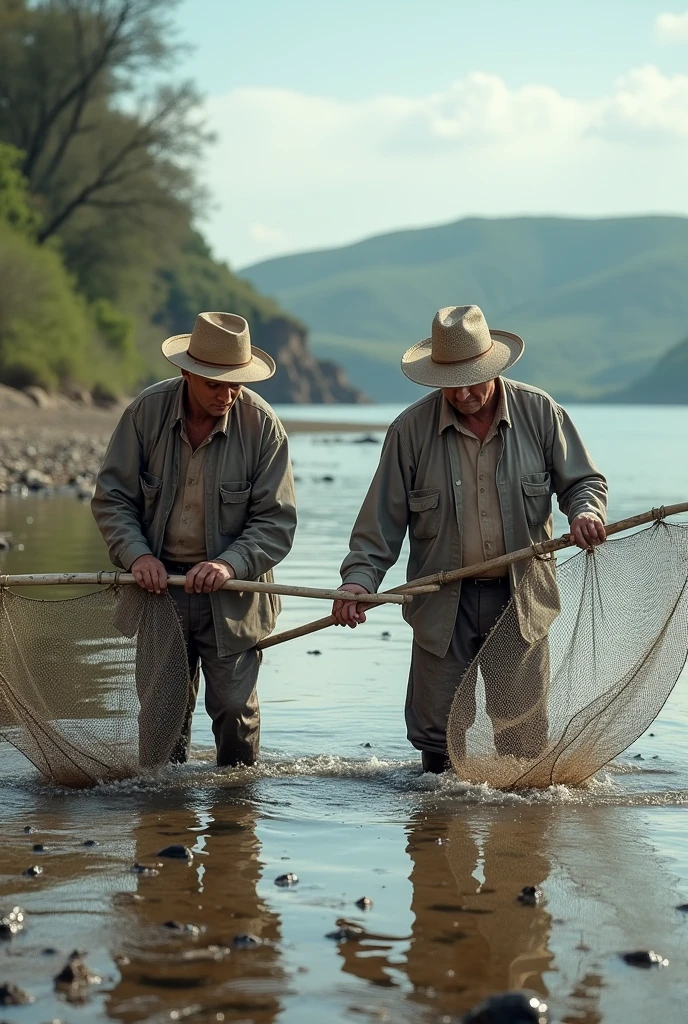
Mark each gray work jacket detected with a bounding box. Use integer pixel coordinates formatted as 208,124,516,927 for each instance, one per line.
92,377,297,656
340,380,607,657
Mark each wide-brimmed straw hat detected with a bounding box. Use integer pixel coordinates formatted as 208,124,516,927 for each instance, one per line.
401,305,524,388
162,312,275,383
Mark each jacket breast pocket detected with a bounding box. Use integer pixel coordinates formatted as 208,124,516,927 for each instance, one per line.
521,471,552,527
408,488,441,540
219,480,251,536
139,471,162,525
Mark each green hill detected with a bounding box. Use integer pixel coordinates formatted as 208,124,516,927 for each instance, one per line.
603,334,688,404
242,216,688,402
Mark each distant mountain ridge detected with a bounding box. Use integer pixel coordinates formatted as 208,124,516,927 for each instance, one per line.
601,333,688,404
242,216,688,403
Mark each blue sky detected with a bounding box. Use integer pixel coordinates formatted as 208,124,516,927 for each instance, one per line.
174,1,688,267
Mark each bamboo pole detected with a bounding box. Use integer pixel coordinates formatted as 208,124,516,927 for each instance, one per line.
0,572,416,606
258,502,688,650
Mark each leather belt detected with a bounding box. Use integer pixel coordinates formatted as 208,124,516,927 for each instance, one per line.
465,576,510,587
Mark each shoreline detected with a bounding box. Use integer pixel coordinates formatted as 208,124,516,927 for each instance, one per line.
0,400,387,498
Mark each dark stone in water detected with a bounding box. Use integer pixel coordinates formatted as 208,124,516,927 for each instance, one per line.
163,920,201,936
42,947,58,955
517,886,542,906
381,631,391,639
22,826,37,834
22,865,43,877
0,907,25,940
274,873,298,887
0,983,34,1006
321,475,335,482
32,843,46,852
634,753,644,760
361,742,372,748
326,924,365,942
307,650,322,656
463,990,548,1023
82,840,98,847
157,845,193,861
131,863,159,876
355,897,373,910
677,903,688,912
232,932,262,949
54,951,101,997
621,950,669,968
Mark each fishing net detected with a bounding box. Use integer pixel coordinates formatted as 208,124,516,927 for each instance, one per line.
0,586,190,788
447,522,688,789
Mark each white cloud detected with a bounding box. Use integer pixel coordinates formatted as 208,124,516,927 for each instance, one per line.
655,11,688,41
199,67,688,266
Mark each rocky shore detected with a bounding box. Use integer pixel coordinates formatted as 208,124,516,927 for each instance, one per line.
0,383,387,501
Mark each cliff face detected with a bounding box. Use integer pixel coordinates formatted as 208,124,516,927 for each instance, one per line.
249,316,367,404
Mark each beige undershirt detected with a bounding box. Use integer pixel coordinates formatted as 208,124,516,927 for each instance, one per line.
456,390,508,577
161,421,221,564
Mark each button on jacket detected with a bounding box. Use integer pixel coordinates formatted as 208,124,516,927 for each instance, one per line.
340,379,607,658
92,377,297,656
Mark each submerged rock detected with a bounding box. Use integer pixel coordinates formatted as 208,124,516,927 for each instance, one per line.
163,920,202,936
54,951,101,1000
463,990,548,1023
621,950,669,968
326,924,365,943
517,886,542,906
82,840,98,847
130,863,159,876
22,826,37,834
21,865,43,877
274,873,298,887
0,907,25,939
0,982,34,1005
32,843,46,852
355,897,373,910
157,845,193,861
232,933,262,949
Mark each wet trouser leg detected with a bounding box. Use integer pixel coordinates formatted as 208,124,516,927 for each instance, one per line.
406,579,510,766
169,588,261,767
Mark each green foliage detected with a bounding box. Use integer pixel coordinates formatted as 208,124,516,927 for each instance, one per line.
0,1,300,400
244,215,688,402
0,225,142,393
0,143,39,237
0,225,91,389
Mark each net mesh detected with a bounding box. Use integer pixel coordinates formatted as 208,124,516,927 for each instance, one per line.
0,586,190,788
447,522,688,788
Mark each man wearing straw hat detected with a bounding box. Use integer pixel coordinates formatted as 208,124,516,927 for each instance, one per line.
332,305,607,773
93,312,297,768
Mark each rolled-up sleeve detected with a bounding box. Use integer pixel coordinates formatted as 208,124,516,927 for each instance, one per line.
218,421,297,580
91,409,152,571
549,405,608,524
340,424,414,593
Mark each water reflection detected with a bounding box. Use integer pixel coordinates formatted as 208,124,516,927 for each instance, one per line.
335,806,553,1018
106,794,286,1024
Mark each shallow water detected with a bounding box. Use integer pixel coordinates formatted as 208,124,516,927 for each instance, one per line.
1,404,688,1023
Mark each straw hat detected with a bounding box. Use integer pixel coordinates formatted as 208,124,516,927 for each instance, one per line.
401,305,524,388
162,312,275,383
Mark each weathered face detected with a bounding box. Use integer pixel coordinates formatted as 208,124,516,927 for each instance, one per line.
442,379,496,416
182,370,242,418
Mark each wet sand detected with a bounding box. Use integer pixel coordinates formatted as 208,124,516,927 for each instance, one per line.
2,409,688,1022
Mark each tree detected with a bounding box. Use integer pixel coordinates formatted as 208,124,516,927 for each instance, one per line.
0,142,39,237
0,0,210,246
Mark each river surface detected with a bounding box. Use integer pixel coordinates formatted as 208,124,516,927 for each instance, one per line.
1,404,688,1024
